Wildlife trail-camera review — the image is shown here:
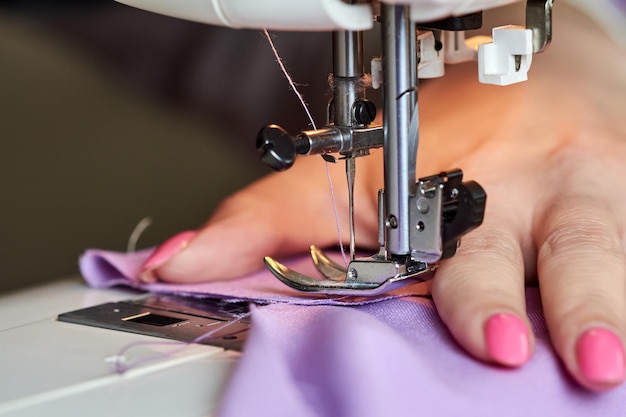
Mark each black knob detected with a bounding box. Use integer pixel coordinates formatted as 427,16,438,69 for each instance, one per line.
256,124,297,171
440,170,487,259
353,99,377,125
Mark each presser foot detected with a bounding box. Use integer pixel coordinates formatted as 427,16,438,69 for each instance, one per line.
265,170,486,296
264,245,436,295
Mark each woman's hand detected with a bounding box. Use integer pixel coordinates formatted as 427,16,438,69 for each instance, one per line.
141,5,626,391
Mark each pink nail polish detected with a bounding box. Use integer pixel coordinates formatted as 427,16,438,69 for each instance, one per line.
576,328,625,385
484,313,530,366
141,231,198,274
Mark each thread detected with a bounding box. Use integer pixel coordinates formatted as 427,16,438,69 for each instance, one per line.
263,30,317,131
126,217,153,253
263,29,348,266
325,165,349,265
114,311,252,374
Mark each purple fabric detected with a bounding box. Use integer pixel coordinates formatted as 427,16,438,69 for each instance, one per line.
80,249,428,306
80,249,626,416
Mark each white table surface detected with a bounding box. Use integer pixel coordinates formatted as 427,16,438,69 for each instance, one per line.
0,278,239,417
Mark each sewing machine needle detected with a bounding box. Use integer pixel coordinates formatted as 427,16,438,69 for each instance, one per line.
346,155,356,261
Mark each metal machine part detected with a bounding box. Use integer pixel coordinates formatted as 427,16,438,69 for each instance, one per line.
527,0,554,53
58,295,252,350
264,169,485,294
257,1,553,294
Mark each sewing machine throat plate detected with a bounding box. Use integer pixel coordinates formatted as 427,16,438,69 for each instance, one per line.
58,295,251,351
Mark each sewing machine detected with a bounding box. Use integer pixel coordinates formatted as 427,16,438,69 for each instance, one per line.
114,0,553,293
0,1,555,416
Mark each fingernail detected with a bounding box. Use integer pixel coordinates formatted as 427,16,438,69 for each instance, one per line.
484,313,530,366
139,231,197,282
576,328,625,385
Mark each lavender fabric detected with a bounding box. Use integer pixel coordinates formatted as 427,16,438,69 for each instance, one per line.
614,0,626,11
80,249,429,306
80,249,626,416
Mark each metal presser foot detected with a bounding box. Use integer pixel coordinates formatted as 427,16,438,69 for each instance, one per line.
260,170,486,295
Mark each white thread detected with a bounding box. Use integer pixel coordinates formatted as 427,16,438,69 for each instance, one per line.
263,30,316,130
114,311,252,374
325,164,349,265
127,217,153,253
263,29,348,266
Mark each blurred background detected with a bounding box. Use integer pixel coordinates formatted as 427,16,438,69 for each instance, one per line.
0,0,335,293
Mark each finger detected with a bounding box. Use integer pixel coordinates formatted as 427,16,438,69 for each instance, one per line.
535,196,626,391
140,157,379,283
431,215,534,367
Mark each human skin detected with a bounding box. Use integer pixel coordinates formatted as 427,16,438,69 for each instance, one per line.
142,4,626,391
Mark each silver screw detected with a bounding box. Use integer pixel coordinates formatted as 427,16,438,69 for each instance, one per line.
348,268,358,280
386,215,398,229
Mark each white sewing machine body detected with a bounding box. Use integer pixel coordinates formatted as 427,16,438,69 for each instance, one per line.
0,279,239,417
113,0,519,30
